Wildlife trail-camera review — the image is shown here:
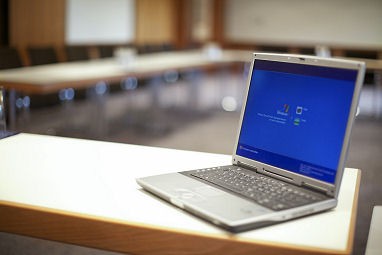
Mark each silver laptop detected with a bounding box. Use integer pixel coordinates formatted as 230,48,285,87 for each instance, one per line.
137,53,365,232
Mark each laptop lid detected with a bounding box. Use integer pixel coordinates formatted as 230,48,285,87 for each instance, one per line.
233,53,365,197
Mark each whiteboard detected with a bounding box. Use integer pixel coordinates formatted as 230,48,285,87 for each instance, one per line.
66,0,135,45
224,0,382,48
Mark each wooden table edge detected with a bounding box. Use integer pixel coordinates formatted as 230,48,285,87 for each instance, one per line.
343,168,361,254
0,168,360,255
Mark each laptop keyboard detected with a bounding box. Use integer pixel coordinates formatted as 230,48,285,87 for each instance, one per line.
187,165,327,211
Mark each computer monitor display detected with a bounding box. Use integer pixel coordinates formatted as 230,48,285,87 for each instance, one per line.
236,60,358,183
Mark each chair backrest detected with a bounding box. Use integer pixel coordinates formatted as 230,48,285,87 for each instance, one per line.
0,47,23,70
98,45,115,58
258,45,289,53
345,50,378,59
27,46,58,66
137,44,174,55
66,46,90,61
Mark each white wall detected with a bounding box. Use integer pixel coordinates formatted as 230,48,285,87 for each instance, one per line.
66,0,135,45
225,0,382,48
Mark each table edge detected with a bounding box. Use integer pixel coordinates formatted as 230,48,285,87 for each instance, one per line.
0,168,360,255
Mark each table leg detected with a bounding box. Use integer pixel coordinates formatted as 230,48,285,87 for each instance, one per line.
374,70,382,118
0,87,6,131
8,89,16,131
183,69,203,111
87,82,108,138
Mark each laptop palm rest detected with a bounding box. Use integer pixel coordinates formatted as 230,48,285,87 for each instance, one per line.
137,172,273,222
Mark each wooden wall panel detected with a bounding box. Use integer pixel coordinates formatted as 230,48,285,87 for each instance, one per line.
135,0,176,45
9,0,65,47
212,0,223,46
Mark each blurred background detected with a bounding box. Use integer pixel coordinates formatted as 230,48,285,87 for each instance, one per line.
0,0,382,255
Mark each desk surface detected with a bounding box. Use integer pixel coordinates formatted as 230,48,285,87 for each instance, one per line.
0,134,360,255
365,206,382,255
0,49,251,94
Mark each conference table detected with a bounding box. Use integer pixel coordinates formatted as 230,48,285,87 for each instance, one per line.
1,49,381,132
0,133,360,254
0,49,252,129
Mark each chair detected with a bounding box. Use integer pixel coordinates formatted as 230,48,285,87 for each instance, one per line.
65,46,90,62
257,45,289,53
27,46,58,66
0,47,23,70
136,43,174,55
0,86,17,137
0,47,28,128
98,45,115,58
0,86,6,131
63,46,91,100
299,47,315,55
26,47,60,107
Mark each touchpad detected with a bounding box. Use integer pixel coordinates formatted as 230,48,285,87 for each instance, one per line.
173,186,224,202
193,186,225,197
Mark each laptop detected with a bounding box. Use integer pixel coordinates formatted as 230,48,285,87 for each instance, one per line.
137,53,365,232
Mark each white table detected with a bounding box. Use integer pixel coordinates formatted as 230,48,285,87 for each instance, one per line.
0,133,360,254
365,206,382,255
0,49,251,94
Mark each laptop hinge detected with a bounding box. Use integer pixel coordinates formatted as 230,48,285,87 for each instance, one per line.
236,161,258,172
262,168,294,184
302,182,330,195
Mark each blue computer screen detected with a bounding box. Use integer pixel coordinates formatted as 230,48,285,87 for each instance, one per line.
236,60,358,183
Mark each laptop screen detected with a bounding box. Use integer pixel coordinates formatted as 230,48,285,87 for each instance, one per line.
236,59,358,184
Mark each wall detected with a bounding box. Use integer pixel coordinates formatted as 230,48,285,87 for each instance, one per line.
9,0,65,47
135,0,176,44
224,0,382,49
9,0,380,52
191,0,213,43
66,0,135,45
9,0,135,47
